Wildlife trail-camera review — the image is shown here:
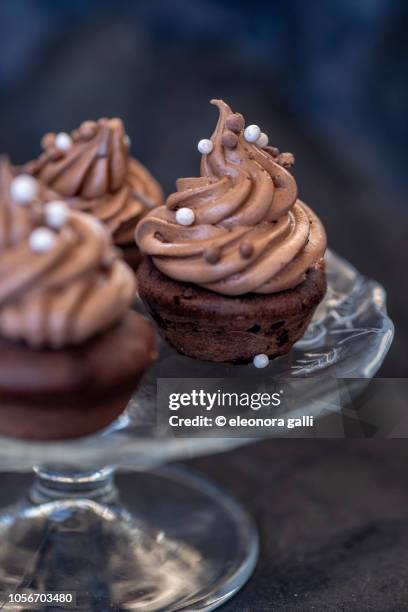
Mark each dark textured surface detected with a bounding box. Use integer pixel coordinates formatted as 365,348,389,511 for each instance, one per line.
2,441,408,611
193,441,408,611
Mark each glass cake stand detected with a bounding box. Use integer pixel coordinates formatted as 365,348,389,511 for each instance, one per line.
0,251,393,611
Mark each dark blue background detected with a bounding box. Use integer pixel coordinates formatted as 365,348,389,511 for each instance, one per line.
0,0,406,374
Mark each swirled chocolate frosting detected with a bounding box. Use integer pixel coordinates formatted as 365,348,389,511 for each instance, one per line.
26,118,164,246
0,158,136,348
136,100,326,295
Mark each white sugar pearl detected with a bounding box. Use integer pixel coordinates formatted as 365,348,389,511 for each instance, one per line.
10,175,39,204
29,227,56,253
244,124,261,143
175,207,195,226
55,132,72,151
123,134,131,148
256,132,269,148
197,138,213,155
45,201,69,229
253,353,269,368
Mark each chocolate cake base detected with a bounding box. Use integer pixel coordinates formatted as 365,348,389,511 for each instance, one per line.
0,312,156,440
137,257,326,363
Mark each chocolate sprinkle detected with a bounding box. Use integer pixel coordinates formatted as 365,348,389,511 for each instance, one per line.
222,130,239,148
240,242,254,259
204,246,221,264
226,113,245,133
273,175,284,188
277,152,295,168
267,146,280,157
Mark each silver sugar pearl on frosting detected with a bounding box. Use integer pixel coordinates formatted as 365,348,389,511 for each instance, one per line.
256,132,269,148
45,201,69,229
54,132,73,151
253,353,269,368
244,125,261,143
29,227,57,253
197,139,213,155
176,207,195,226
10,175,39,204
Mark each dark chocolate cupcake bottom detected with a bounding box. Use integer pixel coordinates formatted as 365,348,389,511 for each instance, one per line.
138,257,326,363
0,312,156,440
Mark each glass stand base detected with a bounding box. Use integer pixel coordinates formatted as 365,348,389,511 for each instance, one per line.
0,466,258,611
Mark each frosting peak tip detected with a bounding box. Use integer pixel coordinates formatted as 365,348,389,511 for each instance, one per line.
210,99,233,113
210,98,225,107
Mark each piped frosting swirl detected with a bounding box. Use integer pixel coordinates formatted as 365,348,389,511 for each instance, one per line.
0,158,136,348
136,99,326,295
26,118,164,246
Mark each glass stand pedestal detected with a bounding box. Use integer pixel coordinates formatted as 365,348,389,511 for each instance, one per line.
0,465,258,611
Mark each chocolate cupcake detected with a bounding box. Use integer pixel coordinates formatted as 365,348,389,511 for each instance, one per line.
136,100,327,365
0,160,156,440
25,118,164,270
